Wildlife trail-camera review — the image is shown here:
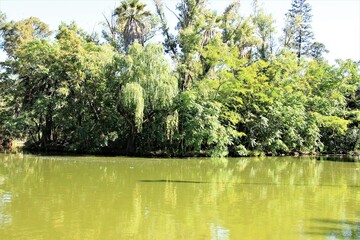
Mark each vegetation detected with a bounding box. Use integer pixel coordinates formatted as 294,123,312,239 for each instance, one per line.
0,0,359,157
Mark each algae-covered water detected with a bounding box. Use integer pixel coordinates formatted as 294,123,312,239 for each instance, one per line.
0,154,359,239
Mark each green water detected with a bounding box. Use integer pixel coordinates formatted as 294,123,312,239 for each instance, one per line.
0,154,359,240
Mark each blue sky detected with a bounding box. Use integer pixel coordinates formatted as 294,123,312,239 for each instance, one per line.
0,0,359,62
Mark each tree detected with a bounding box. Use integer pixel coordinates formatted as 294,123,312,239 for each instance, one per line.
153,0,178,58
51,23,114,152
1,0,359,157
1,21,113,152
310,42,328,60
0,16,52,150
283,0,314,59
218,1,260,60
113,0,153,51
155,0,210,90
219,0,241,44
0,17,51,58
252,0,276,60
106,43,177,154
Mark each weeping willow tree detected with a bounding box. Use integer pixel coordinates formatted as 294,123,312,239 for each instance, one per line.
107,43,178,154
121,82,144,133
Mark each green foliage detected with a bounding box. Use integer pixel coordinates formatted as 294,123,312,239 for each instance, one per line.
0,16,51,58
121,82,144,132
252,1,276,60
105,43,177,154
1,1,359,156
173,91,231,157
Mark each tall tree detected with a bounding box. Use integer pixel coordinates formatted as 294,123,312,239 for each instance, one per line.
218,0,259,60
283,0,314,59
252,0,276,60
153,0,178,58
219,0,241,44
176,0,209,90
155,0,209,90
113,0,153,51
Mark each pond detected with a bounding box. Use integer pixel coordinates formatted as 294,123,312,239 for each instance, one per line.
0,154,359,239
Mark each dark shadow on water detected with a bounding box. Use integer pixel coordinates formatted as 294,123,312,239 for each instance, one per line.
138,181,360,188
305,218,360,239
315,155,360,162
312,219,360,226
311,226,351,232
138,180,360,188
303,231,359,239
236,182,360,188
138,179,210,184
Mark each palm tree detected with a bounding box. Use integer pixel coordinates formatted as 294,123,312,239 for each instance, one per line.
114,0,152,51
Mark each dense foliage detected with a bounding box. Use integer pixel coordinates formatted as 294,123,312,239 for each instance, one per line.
0,0,359,156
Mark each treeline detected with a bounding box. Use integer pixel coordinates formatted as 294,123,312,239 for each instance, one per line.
0,0,359,157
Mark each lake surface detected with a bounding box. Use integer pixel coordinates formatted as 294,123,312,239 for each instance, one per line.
0,154,359,239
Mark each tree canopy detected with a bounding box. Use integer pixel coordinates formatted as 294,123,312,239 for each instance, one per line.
0,1,359,157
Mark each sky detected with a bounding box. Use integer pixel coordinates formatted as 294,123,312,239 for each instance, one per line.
0,0,359,62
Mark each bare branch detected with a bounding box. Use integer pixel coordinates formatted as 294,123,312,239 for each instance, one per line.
102,12,115,38
165,4,181,22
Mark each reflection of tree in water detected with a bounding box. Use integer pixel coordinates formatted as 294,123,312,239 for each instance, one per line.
0,191,12,225
307,219,360,239
245,157,324,187
0,156,12,227
210,223,230,240
1,154,49,231
0,182,11,228
0,154,359,239
195,157,360,239
132,157,360,239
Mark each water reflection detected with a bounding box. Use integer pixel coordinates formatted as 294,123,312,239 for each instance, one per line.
0,161,12,228
316,155,360,162
138,180,209,184
0,192,12,226
307,219,360,239
210,223,230,240
0,154,359,239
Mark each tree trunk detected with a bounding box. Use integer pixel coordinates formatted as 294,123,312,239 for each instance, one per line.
297,30,302,59
126,126,137,155
42,105,53,151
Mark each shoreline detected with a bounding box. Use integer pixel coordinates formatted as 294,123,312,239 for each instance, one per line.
1,148,360,161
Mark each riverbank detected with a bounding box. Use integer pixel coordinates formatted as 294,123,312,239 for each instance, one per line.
2,137,360,159
3,145,360,161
